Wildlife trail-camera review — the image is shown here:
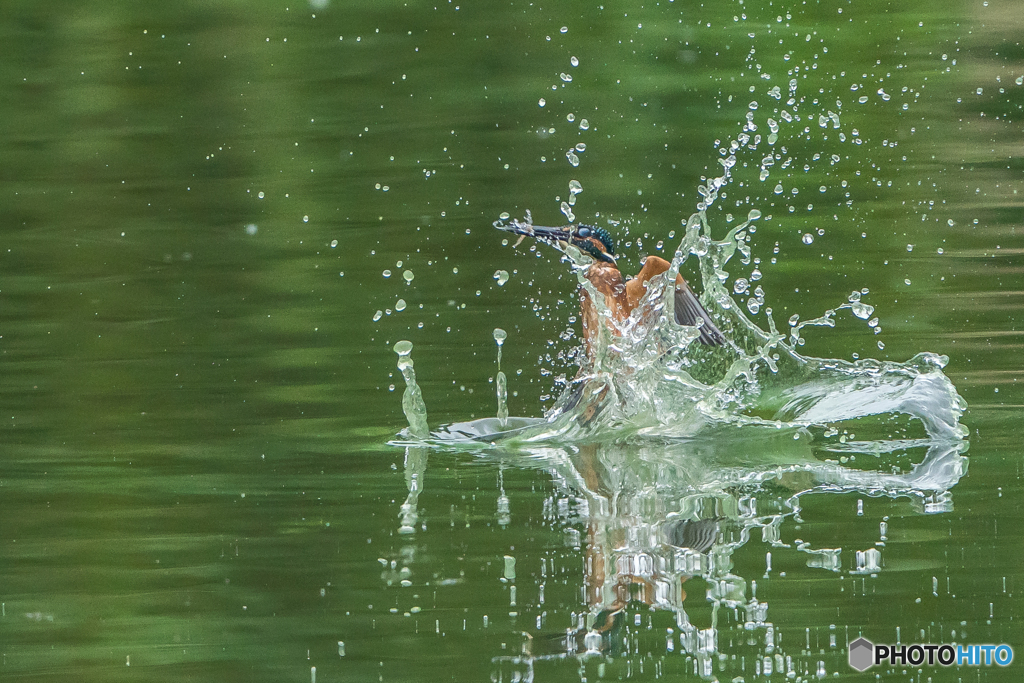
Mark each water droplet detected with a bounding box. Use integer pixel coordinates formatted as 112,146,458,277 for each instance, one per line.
560,26,568,33
849,302,874,319
906,244,914,252
403,270,414,283
538,98,546,107
373,310,383,322
245,224,258,235
493,270,510,286
383,269,392,278
330,239,338,247
733,278,750,294
303,215,309,223
560,202,575,222
559,72,572,82
575,142,586,152
493,328,507,344
748,209,761,220
566,113,575,122
395,299,407,311
566,150,580,167
570,56,579,67
802,233,814,245
578,119,589,130
499,211,510,220
569,179,583,195
257,191,265,199
1017,76,1024,86
394,340,413,355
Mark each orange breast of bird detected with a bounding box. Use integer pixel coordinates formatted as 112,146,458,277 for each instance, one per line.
579,262,628,360
580,255,696,360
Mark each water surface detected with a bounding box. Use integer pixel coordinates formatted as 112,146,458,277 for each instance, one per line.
1,0,1022,681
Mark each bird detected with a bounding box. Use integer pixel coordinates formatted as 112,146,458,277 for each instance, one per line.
496,221,725,359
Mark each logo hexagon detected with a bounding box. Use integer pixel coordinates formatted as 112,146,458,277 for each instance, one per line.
848,637,874,671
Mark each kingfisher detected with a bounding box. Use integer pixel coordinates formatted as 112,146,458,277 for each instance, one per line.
495,220,725,357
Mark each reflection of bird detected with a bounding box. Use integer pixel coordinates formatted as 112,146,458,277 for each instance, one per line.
496,222,724,356
663,517,721,553
525,607,626,658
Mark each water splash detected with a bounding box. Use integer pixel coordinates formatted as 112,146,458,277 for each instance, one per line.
393,340,428,439
460,152,968,446
494,328,509,428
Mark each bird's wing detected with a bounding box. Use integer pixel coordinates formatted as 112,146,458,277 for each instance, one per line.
674,279,726,346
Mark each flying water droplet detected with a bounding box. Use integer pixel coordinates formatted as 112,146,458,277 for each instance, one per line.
395,299,407,312
570,56,579,67
493,270,510,286
802,233,814,245
403,270,415,283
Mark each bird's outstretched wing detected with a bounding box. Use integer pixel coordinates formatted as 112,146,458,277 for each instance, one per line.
674,280,726,346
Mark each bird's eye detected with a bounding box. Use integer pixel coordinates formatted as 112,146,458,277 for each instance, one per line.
576,226,591,237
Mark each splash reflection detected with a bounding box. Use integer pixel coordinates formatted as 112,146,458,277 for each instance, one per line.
397,435,965,680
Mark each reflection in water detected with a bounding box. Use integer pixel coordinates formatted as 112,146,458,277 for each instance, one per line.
397,436,965,680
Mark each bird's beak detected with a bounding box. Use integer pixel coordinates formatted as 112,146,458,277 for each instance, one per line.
495,220,573,249
495,221,571,240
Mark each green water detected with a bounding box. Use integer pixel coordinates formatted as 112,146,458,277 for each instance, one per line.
1,0,1022,681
